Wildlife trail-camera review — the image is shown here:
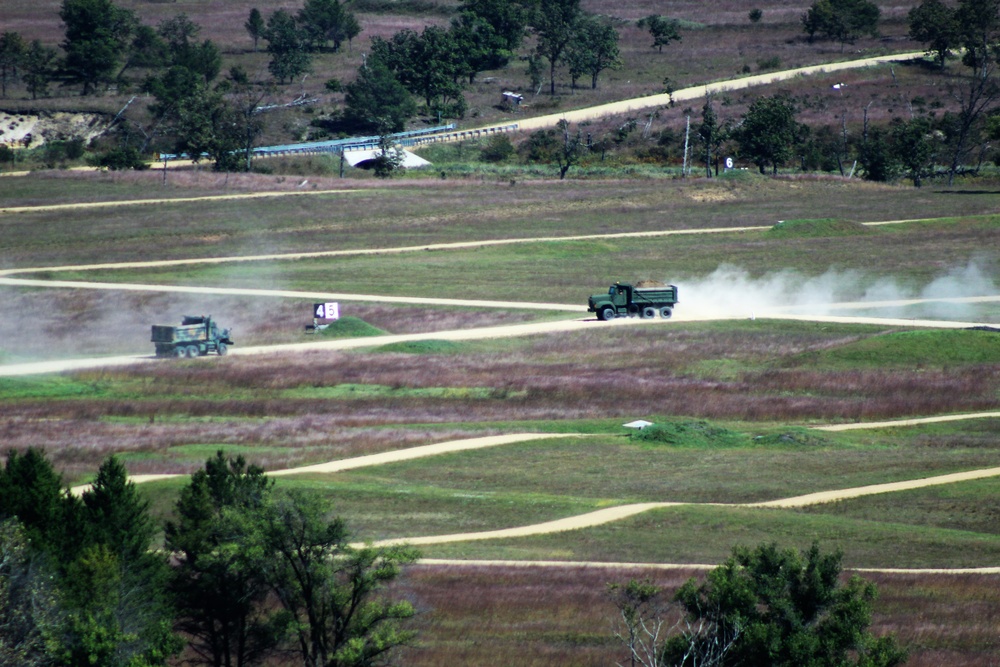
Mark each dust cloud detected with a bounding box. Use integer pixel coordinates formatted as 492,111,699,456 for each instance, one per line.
675,258,998,320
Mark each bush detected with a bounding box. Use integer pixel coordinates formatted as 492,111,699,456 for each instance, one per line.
91,147,149,171
757,55,781,70
480,135,515,163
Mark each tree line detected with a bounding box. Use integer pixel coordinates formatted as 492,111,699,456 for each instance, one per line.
660,0,1000,186
0,449,418,667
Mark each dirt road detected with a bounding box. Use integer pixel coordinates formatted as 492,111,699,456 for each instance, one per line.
64,428,1000,572
484,52,927,133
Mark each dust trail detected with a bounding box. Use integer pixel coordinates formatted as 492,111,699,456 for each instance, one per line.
675,258,998,321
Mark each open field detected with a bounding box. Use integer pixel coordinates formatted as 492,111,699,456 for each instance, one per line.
2,171,1000,663
3,1,1000,659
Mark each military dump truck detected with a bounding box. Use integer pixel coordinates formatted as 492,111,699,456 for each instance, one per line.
151,315,233,358
588,283,678,321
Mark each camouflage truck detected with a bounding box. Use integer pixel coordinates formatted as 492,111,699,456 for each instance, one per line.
151,315,233,358
588,283,678,321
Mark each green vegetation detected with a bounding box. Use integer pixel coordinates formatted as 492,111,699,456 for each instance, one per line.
612,542,906,667
316,315,386,338
418,504,1000,568
791,330,1000,368
3,1,1000,661
631,419,749,449
768,218,871,238
372,339,462,354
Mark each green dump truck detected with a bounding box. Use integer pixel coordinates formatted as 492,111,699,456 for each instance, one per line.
151,315,234,358
588,283,678,321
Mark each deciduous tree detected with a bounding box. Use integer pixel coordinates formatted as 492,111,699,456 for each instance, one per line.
698,95,729,177
566,15,621,90
908,0,960,69
298,0,359,53
264,9,311,84
523,119,584,179
342,59,417,133
637,15,681,53
802,0,880,49
530,0,582,95
0,32,26,98
734,94,798,174
942,0,1000,183
240,490,419,667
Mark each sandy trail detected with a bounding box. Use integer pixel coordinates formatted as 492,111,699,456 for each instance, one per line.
4,297,992,378
461,52,927,133
66,427,1000,569
361,464,1000,548
0,224,775,277
69,433,575,496
0,189,356,215
816,411,1000,431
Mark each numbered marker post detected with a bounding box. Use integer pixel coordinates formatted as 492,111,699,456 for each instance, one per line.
313,302,340,320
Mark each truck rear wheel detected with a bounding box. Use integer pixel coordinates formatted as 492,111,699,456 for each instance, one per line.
186,345,200,358
641,307,657,319
174,347,186,358
600,306,616,321
660,307,673,319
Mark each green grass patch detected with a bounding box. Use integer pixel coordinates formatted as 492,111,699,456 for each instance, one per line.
768,218,870,237
373,339,462,354
322,433,1000,505
795,476,1000,535
792,329,1000,367
316,316,386,338
417,504,1000,569
0,375,111,399
267,476,602,542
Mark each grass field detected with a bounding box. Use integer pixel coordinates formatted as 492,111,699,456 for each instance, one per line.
3,1,1000,662
5,178,1000,667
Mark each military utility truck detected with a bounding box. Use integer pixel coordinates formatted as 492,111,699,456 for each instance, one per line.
151,315,233,358
588,283,678,321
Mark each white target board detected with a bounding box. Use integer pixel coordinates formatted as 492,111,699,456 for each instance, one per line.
313,302,340,320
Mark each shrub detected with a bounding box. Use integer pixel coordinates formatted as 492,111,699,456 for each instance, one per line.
480,135,515,163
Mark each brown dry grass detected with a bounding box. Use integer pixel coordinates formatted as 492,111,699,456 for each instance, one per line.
394,564,1000,667
4,323,998,486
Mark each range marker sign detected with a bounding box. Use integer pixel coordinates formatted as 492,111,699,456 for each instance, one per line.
313,302,340,320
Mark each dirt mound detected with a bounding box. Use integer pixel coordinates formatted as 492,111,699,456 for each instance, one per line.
0,111,107,149
634,279,667,288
